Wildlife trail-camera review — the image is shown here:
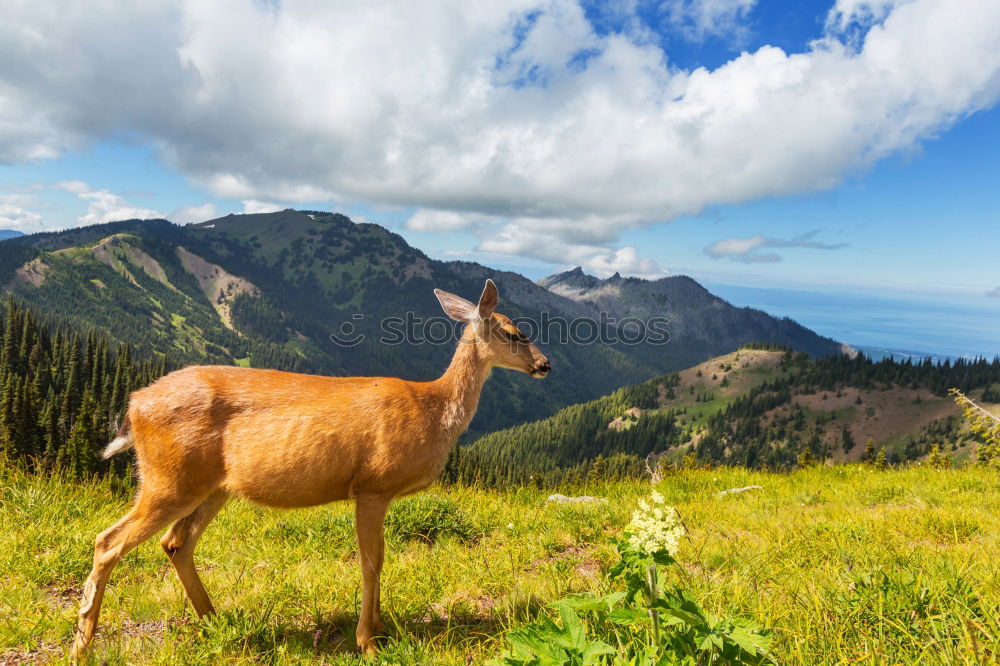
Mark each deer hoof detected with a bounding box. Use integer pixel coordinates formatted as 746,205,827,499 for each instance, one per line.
70,633,90,662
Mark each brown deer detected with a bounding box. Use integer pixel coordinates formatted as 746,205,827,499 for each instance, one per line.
72,279,549,658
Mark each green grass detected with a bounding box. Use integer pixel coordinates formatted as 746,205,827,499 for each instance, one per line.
2,464,999,664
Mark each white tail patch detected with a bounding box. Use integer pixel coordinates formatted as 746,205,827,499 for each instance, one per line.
101,432,135,459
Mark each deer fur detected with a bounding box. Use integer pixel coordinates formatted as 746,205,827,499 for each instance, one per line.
72,280,549,658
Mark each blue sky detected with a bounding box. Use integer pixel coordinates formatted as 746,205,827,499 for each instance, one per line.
1,0,998,303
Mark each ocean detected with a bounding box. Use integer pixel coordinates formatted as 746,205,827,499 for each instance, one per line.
707,283,1000,361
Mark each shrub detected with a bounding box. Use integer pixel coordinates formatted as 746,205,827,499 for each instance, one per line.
926,443,951,470
384,494,480,544
951,389,1000,466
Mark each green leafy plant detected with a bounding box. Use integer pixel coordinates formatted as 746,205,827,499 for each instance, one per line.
496,600,616,666
495,493,772,666
608,537,772,665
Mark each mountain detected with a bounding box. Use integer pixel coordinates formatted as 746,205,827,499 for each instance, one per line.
539,267,845,362
0,210,842,437
0,230,25,241
450,346,1000,485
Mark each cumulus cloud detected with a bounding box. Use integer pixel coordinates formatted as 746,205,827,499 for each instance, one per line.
660,0,757,43
1,0,999,275
478,222,666,278
0,194,44,232
584,246,665,278
405,210,491,232
704,230,848,263
168,202,218,224
55,181,164,225
241,200,284,215
825,0,907,34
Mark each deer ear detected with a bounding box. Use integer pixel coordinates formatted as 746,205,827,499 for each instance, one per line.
434,288,478,322
478,279,499,318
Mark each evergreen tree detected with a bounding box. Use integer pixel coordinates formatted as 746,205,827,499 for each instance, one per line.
0,298,168,474
873,447,888,470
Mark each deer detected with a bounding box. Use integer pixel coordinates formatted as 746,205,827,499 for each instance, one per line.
72,279,550,659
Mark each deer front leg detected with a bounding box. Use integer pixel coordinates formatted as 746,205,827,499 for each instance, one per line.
355,494,390,654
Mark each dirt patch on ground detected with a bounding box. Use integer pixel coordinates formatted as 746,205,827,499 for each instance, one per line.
608,407,642,431
422,594,498,623
761,387,958,462
9,258,50,289
113,618,188,640
677,350,784,396
43,584,80,610
0,643,62,665
177,247,260,331
528,544,601,582
0,616,193,664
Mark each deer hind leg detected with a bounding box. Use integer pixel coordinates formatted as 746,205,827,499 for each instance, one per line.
160,490,229,618
354,494,391,654
72,489,203,659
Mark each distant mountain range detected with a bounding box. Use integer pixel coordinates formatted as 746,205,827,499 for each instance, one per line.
0,230,24,241
0,211,842,436
540,268,845,360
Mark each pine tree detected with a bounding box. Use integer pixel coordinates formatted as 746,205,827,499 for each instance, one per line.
863,438,875,461
926,443,950,470
588,454,606,481
61,391,100,477
841,427,856,453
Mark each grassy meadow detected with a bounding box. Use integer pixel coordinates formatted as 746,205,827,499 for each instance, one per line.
2,463,998,664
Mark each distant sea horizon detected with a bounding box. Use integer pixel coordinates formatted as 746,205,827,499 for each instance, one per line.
706,283,1000,362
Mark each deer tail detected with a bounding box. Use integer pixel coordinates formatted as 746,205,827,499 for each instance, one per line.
102,417,135,459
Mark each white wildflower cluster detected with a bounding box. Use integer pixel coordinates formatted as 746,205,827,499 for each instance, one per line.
627,491,685,556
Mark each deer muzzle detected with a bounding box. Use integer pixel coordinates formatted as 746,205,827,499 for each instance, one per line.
531,359,551,378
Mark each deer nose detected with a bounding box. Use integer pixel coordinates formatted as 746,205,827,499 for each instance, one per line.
533,359,551,377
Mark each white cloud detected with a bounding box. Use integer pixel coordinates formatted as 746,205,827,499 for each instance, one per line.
660,0,758,43
54,180,90,195
0,194,43,232
825,0,909,34
405,210,490,232
478,222,667,278
168,202,218,224
55,181,164,225
704,230,848,263
241,200,284,215
1,0,999,274
583,246,665,278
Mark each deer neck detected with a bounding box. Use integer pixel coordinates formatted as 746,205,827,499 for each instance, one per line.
433,330,491,439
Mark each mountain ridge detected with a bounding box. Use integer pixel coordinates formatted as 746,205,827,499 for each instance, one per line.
539,266,845,360
0,211,843,436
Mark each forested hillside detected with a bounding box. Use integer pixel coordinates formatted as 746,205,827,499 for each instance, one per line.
449,346,1000,485
0,210,842,437
0,298,167,477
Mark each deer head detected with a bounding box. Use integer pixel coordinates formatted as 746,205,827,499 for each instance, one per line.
434,280,551,378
